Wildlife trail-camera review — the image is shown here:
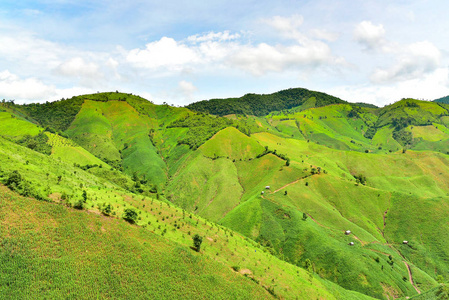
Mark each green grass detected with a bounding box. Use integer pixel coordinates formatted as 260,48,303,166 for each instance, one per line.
4,93,449,299
0,112,42,137
199,127,265,160
66,100,167,187
0,186,271,299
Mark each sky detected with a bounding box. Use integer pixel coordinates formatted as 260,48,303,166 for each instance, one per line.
0,0,449,107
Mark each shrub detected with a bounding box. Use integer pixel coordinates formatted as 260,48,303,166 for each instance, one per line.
192,234,203,252
123,208,138,224
73,199,84,210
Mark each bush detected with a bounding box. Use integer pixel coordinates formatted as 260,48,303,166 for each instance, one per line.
192,234,203,252
123,208,138,224
73,199,84,210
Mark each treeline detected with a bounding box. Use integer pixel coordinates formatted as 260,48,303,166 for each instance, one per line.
19,97,84,132
434,95,449,104
16,132,52,155
15,92,150,133
186,88,346,116
168,113,252,150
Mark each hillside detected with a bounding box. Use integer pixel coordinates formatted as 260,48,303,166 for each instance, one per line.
434,95,449,104
186,87,347,116
0,146,370,299
1,91,449,299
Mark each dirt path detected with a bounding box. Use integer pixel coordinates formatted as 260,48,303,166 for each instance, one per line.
271,178,302,194
352,234,368,246
403,261,421,294
263,194,421,296
306,213,332,230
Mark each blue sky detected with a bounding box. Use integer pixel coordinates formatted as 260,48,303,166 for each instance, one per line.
1,0,448,106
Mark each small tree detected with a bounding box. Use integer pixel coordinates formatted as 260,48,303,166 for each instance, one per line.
123,208,138,224
302,212,308,221
193,234,203,252
101,203,113,216
82,190,87,203
73,199,84,210
436,284,449,300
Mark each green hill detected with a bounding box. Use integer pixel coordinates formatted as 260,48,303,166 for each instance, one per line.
186,87,347,116
434,95,449,104
2,91,449,299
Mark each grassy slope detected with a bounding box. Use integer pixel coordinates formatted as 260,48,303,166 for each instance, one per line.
66,100,167,187
0,111,42,137
199,127,265,160
0,186,271,299
5,93,449,299
0,157,372,300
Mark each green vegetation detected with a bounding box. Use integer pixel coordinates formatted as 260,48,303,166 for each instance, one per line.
187,87,346,116
2,91,449,299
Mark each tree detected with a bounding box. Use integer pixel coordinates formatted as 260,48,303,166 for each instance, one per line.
101,203,113,216
73,199,84,210
192,234,203,252
436,284,449,300
6,170,22,188
82,190,87,203
123,208,138,224
302,212,308,221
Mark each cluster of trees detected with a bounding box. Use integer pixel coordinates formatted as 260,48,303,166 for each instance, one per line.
256,146,290,165
186,88,346,116
73,163,102,171
16,132,52,155
392,130,413,146
353,174,367,185
19,97,84,132
168,113,252,149
1,170,46,201
347,105,363,118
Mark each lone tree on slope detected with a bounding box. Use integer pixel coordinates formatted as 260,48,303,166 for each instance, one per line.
192,234,203,252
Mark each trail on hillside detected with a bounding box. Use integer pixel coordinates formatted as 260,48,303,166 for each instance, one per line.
271,178,302,194
403,261,421,294
306,213,332,230
263,194,422,296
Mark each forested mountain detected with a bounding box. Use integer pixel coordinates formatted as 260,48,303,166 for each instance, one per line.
186,87,346,116
434,95,449,104
1,90,449,299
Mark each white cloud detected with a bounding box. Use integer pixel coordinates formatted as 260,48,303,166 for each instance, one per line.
126,37,200,70
330,68,449,107
0,70,96,103
178,80,197,99
55,57,101,78
354,21,386,50
370,41,441,83
310,29,339,42
125,20,345,77
229,42,339,75
0,70,55,101
187,31,241,43
263,15,305,41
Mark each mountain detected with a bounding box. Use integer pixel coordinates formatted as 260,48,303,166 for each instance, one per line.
1,91,449,299
434,95,449,104
186,87,347,116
